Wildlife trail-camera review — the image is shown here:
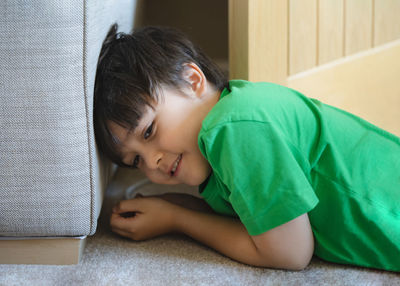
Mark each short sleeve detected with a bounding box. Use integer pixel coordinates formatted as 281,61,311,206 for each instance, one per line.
199,120,319,236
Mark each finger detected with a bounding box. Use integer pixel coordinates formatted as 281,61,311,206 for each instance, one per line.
110,212,139,230
112,198,142,214
110,214,143,240
111,227,132,239
119,211,137,218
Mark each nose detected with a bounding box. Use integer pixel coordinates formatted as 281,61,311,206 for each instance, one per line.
143,148,163,170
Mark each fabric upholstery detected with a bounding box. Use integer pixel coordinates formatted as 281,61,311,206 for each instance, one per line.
0,0,136,236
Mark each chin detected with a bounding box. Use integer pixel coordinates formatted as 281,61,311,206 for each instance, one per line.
146,168,210,187
184,181,201,187
148,177,180,185
185,173,210,187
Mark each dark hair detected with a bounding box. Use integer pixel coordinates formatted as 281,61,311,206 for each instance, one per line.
93,24,228,167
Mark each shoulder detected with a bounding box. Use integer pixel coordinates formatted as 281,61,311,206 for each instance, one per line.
227,80,303,105
201,80,311,133
219,80,295,112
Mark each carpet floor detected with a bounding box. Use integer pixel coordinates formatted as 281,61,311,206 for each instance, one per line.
1,168,399,286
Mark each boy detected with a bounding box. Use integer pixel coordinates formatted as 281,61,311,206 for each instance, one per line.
94,25,400,271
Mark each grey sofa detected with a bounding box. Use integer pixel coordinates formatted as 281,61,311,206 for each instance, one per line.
0,0,136,264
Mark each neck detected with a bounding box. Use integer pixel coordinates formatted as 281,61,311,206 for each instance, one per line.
201,83,221,117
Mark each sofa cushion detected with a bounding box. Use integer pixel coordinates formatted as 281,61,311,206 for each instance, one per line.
0,0,136,236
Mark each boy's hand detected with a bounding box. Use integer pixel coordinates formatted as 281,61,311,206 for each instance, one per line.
111,194,313,270
110,196,179,241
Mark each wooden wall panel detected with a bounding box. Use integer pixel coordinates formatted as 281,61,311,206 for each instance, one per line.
230,0,400,81
288,41,400,136
318,0,344,65
345,0,373,56
229,0,249,80
374,0,400,46
248,0,288,83
289,0,317,75
229,0,288,84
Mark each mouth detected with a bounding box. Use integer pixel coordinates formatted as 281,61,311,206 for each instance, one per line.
170,154,182,177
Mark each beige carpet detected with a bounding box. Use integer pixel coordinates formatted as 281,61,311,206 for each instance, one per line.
1,168,399,286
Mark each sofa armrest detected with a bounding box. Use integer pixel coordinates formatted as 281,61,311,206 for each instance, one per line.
0,0,136,237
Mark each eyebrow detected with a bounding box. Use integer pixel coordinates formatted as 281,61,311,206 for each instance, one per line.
126,126,136,137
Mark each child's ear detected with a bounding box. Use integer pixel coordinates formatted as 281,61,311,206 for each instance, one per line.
182,63,206,98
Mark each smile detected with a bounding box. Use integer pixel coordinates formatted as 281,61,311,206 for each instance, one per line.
170,154,182,176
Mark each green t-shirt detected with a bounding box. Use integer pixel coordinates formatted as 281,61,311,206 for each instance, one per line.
198,80,400,271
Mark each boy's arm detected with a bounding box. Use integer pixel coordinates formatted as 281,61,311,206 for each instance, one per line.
174,206,314,270
111,196,314,270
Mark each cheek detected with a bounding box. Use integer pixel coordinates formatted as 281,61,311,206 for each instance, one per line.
157,124,185,150
158,109,199,147
142,168,163,183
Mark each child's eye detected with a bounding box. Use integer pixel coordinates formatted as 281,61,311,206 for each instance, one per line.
131,155,140,169
144,122,154,140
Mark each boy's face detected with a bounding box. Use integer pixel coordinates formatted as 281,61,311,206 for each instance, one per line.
109,86,215,186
